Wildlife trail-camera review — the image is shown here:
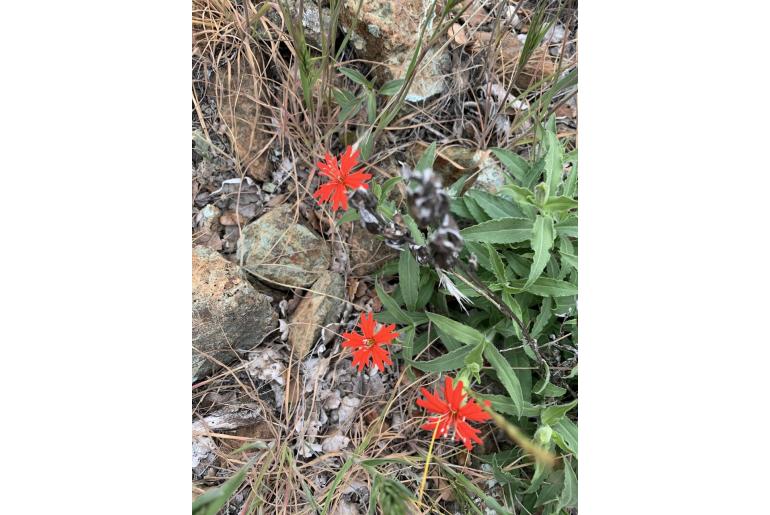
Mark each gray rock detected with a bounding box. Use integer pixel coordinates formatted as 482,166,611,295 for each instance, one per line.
237,204,331,288
266,1,332,49
288,271,345,359
192,246,277,381
340,0,450,101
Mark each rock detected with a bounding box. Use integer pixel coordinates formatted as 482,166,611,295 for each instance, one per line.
237,205,331,288
321,431,350,453
266,1,331,50
411,145,505,192
340,0,450,101
336,500,361,515
193,204,223,251
288,271,345,359
348,224,397,275
192,246,277,381
217,59,272,181
336,395,361,429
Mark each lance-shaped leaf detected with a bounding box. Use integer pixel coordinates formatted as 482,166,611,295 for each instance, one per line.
525,215,555,287
483,344,523,417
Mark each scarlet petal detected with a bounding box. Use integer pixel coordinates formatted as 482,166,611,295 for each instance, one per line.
417,387,449,415
344,172,372,189
370,344,392,371
458,400,491,422
373,324,398,345
359,312,376,338
341,332,364,349
455,418,484,450
332,185,348,211
351,348,371,371
313,182,337,202
340,145,360,174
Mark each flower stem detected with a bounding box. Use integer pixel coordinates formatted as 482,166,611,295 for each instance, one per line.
417,418,441,508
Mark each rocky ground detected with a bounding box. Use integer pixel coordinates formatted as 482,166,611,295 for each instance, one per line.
192,1,576,513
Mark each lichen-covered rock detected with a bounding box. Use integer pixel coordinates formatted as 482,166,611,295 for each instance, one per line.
237,205,331,288
192,246,277,381
265,1,331,50
341,0,450,101
288,271,345,359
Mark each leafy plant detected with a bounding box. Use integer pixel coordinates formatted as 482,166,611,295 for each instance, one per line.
373,115,577,513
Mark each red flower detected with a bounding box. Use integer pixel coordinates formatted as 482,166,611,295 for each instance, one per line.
313,145,372,211
341,312,398,372
416,376,491,450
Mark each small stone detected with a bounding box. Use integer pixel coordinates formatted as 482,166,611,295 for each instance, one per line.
337,395,361,429
321,431,351,453
237,205,331,288
192,246,277,381
288,271,345,359
193,204,223,251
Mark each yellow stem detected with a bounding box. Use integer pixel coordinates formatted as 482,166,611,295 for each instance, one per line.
417,418,442,508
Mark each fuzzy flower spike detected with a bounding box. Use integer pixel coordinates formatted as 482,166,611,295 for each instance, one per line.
417,376,491,450
341,312,398,372
313,145,372,211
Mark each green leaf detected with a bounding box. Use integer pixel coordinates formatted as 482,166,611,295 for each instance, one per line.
379,78,404,96
398,251,420,310
533,362,550,395
406,344,474,372
558,458,578,510
416,142,436,172
426,312,484,346
402,213,426,245
552,417,578,458
563,153,578,199
532,379,566,398
461,217,533,244
500,184,537,210
450,197,474,219
467,189,523,218
541,399,577,426
379,176,402,200
400,325,415,361
531,296,553,339
375,281,411,325
499,292,522,340
506,277,577,297
416,273,436,309
464,339,486,382
526,215,556,287
332,88,356,106
491,148,530,184
192,457,256,515
486,244,507,283
337,95,364,122
484,344,523,417
555,216,577,238
337,208,360,225
544,125,563,196
339,66,371,88
463,196,490,222
542,195,578,214
366,90,377,123
477,394,540,418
